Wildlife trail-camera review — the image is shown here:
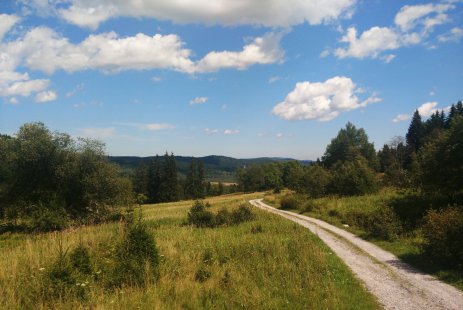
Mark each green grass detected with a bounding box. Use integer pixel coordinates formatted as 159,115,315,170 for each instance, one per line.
265,189,463,291
0,193,379,309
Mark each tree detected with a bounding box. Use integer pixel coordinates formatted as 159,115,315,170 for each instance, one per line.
147,156,162,203
300,165,331,198
322,122,378,170
159,152,179,202
185,158,205,199
133,160,148,196
418,115,463,198
406,110,424,153
328,157,378,196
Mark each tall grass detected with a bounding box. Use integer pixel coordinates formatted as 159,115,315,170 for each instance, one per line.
0,193,379,309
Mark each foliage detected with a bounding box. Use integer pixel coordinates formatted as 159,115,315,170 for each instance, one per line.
422,207,463,267
185,158,206,199
111,213,160,287
300,165,331,198
0,122,132,229
322,122,378,170
328,157,378,196
279,194,301,210
187,200,255,228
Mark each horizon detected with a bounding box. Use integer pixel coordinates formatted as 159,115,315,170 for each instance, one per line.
1,1,462,159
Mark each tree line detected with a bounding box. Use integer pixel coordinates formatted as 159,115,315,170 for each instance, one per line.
237,101,463,202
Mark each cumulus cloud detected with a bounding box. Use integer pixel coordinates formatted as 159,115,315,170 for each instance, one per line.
35,90,57,103
0,14,19,40
189,96,208,105
417,101,439,117
272,76,381,122
0,71,50,97
54,0,356,29
392,101,449,122
195,32,284,73
335,3,456,61
3,28,282,76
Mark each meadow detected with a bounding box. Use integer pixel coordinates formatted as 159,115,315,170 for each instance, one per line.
0,193,379,309
264,190,463,291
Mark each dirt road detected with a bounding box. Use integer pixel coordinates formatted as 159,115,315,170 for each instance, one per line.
250,199,463,310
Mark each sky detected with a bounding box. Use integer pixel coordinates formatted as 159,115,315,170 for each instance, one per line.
0,0,462,160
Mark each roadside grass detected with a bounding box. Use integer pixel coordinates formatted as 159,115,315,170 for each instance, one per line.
265,190,463,291
0,193,379,309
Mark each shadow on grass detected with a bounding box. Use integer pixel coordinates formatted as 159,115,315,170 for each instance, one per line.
397,252,463,290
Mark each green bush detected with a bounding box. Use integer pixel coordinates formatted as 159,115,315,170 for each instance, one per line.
329,158,378,196
69,244,92,275
187,201,255,228
422,207,463,267
231,205,255,224
344,207,402,240
187,200,216,228
279,195,300,210
27,199,69,232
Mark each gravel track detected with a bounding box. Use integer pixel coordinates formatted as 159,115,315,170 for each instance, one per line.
250,199,463,310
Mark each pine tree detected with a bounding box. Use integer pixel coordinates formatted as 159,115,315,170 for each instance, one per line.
147,156,162,203
159,152,179,202
133,160,148,195
406,110,424,153
185,158,205,199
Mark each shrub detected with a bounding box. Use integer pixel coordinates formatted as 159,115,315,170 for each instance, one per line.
422,207,463,267
111,214,160,287
279,195,300,210
28,201,69,232
187,201,216,228
329,158,378,196
231,205,255,224
344,207,402,240
215,208,231,226
195,266,211,282
69,244,92,275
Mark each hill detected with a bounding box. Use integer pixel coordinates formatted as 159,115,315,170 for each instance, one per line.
109,155,312,182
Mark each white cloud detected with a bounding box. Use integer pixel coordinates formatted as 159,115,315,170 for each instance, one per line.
151,76,162,82
66,83,84,97
8,97,18,104
56,0,357,29
268,76,281,84
189,96,208,105
0,71,50,97
417,101,439,117
429,90,436,96
0,14,19,40
276,133,284,138
35,90,57,103
272,76,381,122
335,26,400,59
335,3,456,61
392,114,411,123
224,129,239,135
73,100,104,108
78,127,115,139
5,27,281,75
204,128,219,134
394,4,453,32
438,27,463,42
195,32,284,73
142,123,174,131
319,49,330,58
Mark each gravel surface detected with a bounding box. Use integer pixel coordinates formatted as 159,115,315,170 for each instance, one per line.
250,199,463,310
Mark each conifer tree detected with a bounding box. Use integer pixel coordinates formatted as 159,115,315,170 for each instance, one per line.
159,152,179,202
406,110,424,153
147,156,162,203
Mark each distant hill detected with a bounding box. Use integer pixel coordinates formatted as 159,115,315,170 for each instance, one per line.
109,155,312,182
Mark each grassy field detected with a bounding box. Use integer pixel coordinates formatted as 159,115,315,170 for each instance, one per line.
264,190,463,291
0,193,380,309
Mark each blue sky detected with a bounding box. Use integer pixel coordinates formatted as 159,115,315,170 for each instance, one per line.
0,0,462,159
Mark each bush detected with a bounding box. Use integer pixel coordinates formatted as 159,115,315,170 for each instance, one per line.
422,207,463,267
187,201,216,228
279,195,300,210
28,201,69,232
69,244,92,275
329,158,378,196
111,214,160,287
344,207,402,240
231,205,255,224
187,201,255,228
